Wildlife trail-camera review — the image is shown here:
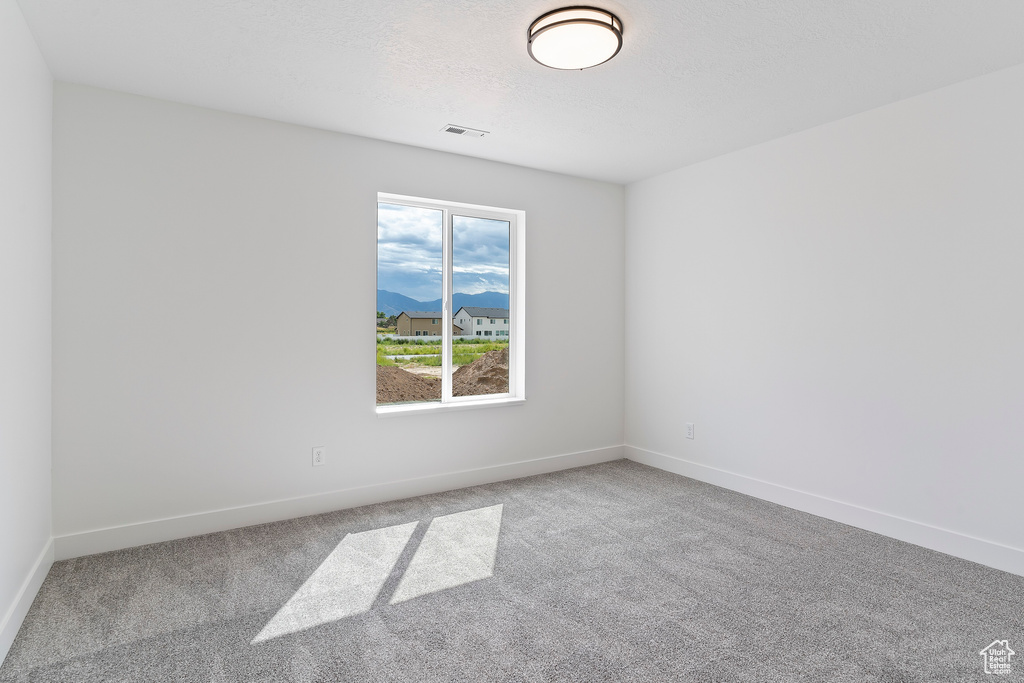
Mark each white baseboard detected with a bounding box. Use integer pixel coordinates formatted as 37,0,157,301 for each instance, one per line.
626,445,1024,578
1,539,53,666
54,446,624,561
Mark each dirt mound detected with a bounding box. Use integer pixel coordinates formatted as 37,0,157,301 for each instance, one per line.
453,348,509,397
377,365,440,404
376,349,509,404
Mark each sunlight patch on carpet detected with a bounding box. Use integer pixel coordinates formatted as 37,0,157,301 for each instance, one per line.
390,504,503,604
252,521,417,643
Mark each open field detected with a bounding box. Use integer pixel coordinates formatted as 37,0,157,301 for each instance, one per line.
376,338,508,369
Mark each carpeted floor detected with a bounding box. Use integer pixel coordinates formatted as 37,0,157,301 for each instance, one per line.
2,460,1021,682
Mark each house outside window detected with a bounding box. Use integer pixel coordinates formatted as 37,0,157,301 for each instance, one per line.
451,306,509,340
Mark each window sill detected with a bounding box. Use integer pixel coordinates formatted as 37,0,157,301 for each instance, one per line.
376,397,525,418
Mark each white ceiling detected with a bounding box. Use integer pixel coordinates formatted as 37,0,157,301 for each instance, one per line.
17,0,1024,184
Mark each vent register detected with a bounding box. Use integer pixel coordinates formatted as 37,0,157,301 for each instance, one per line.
441,124,488,137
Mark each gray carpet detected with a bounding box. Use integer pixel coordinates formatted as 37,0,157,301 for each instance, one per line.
2,460,1021,682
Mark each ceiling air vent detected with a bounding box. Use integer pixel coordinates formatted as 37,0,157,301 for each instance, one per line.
441,124,488,138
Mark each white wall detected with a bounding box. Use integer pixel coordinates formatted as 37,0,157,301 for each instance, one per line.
52,84,625,555
626,63,1024,575
0,0,53,661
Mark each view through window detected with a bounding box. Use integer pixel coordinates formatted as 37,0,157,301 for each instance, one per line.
376,195,522,409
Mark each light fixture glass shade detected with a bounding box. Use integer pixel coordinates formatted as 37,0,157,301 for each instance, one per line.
528,7,623,70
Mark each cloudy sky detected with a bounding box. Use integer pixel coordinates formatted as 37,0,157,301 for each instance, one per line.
377,203,509,302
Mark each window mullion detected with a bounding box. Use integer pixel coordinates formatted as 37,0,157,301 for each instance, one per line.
441,208,453,403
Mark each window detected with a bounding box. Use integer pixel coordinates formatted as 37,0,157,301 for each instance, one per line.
377,194,525,412
504,319,508,324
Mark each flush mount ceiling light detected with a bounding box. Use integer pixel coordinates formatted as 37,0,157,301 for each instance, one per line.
528,6,623,70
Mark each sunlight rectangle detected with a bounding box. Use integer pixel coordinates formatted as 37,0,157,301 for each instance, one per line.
390,504,503,604
252,521,417,643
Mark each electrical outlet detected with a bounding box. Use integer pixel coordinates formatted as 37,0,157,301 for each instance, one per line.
312,446,325,467
686,423,694,440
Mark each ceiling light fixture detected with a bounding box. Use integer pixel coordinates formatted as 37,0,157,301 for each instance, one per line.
528,6,623,70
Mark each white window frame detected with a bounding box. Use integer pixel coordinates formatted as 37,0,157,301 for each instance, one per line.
377,193,526,416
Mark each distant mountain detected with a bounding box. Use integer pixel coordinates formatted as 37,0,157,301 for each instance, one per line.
434,291,511,312
377,289,509,316
376,290,425,316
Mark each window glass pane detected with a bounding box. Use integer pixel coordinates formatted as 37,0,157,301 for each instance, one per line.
450,215,510,398
376,203,443,406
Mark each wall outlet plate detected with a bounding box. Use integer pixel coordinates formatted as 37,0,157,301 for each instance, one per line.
312,446,325,466
686,423,694,440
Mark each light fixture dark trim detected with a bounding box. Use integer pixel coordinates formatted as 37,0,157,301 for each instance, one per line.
527,6,624,70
